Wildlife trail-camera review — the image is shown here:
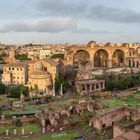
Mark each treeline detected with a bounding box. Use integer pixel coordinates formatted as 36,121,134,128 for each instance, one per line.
14,54,31,60
106,74,140,91
51,53,64,59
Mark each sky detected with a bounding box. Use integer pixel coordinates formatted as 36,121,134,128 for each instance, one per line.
0,0,140,44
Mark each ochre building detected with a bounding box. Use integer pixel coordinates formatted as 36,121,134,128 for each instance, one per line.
64,41,140,70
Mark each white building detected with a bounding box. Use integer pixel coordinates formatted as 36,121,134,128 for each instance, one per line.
39,49,52,59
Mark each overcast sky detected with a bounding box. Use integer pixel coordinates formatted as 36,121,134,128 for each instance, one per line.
0,0,140,44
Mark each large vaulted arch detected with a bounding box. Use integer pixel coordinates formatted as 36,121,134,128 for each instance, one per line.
73,50,90,69
94,49,109,68
112,49,125,67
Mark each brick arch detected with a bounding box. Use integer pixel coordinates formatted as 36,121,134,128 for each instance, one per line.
136,47,140,55
73,50,91,69
112,49,125,67
94,49,109,68
111,49,125,56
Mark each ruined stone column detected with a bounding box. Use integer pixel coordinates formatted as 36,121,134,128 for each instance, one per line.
90,84,92,92
42,127,45,134
53,80,55,97
22,129,25,135
94,84,96,91
103,81,105,89
98,83,101,91
14,129,17,135
108,59,112,68
6,130,9,136
60,84,63,96
85,84,87,92
1,114,5,121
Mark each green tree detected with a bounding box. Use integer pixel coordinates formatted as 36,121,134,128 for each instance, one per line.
8,85,29,98
51,53,64,59
0,53,6,58
0,84,7,94
15,119,22,127
55,73,72,94
106,74,140,91
14,54,31,60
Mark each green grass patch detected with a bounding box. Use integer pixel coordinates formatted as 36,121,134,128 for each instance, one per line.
0,123,41,134
103,96,140,107
9,130,80,140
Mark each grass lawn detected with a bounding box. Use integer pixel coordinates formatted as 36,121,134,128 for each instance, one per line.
20,123,41,133
9,131,80,140
134,91,140,96
103,96,140,107
70,114,82,122
2,109,12,115
0,123,41,134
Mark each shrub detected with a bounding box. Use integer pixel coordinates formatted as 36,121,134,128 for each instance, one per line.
51,53,64,59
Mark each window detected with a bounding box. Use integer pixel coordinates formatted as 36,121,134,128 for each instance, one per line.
92,84,94,90
82,84,85,91
101,82,103,89
112,122,114,125
12,68,14,70
129,60,131,67
87,84,90,91
9,68,11,70
102,124,106,128
96,84,99,89
17,68,19,71
133,60,135,67
20,68,22,71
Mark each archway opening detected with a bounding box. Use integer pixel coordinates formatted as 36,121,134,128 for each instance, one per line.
73,50,90,69
112,50,125,67
94,49,109,68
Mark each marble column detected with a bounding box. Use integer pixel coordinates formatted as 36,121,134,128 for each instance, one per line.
53,80,55,97
90,84,92,92
108,59,112,68
103,82,105,89
85,84,87,92
60,84,63,96
6,130,9,136
42,127,45,134
94,84,96,91
14,129,17,135
22,129,25,135
98,83,101,91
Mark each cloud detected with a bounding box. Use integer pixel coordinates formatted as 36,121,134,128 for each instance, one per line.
36,0,88,17
73,28,124,34
36,0,140,24
88,5,140,24
0,17,77,33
